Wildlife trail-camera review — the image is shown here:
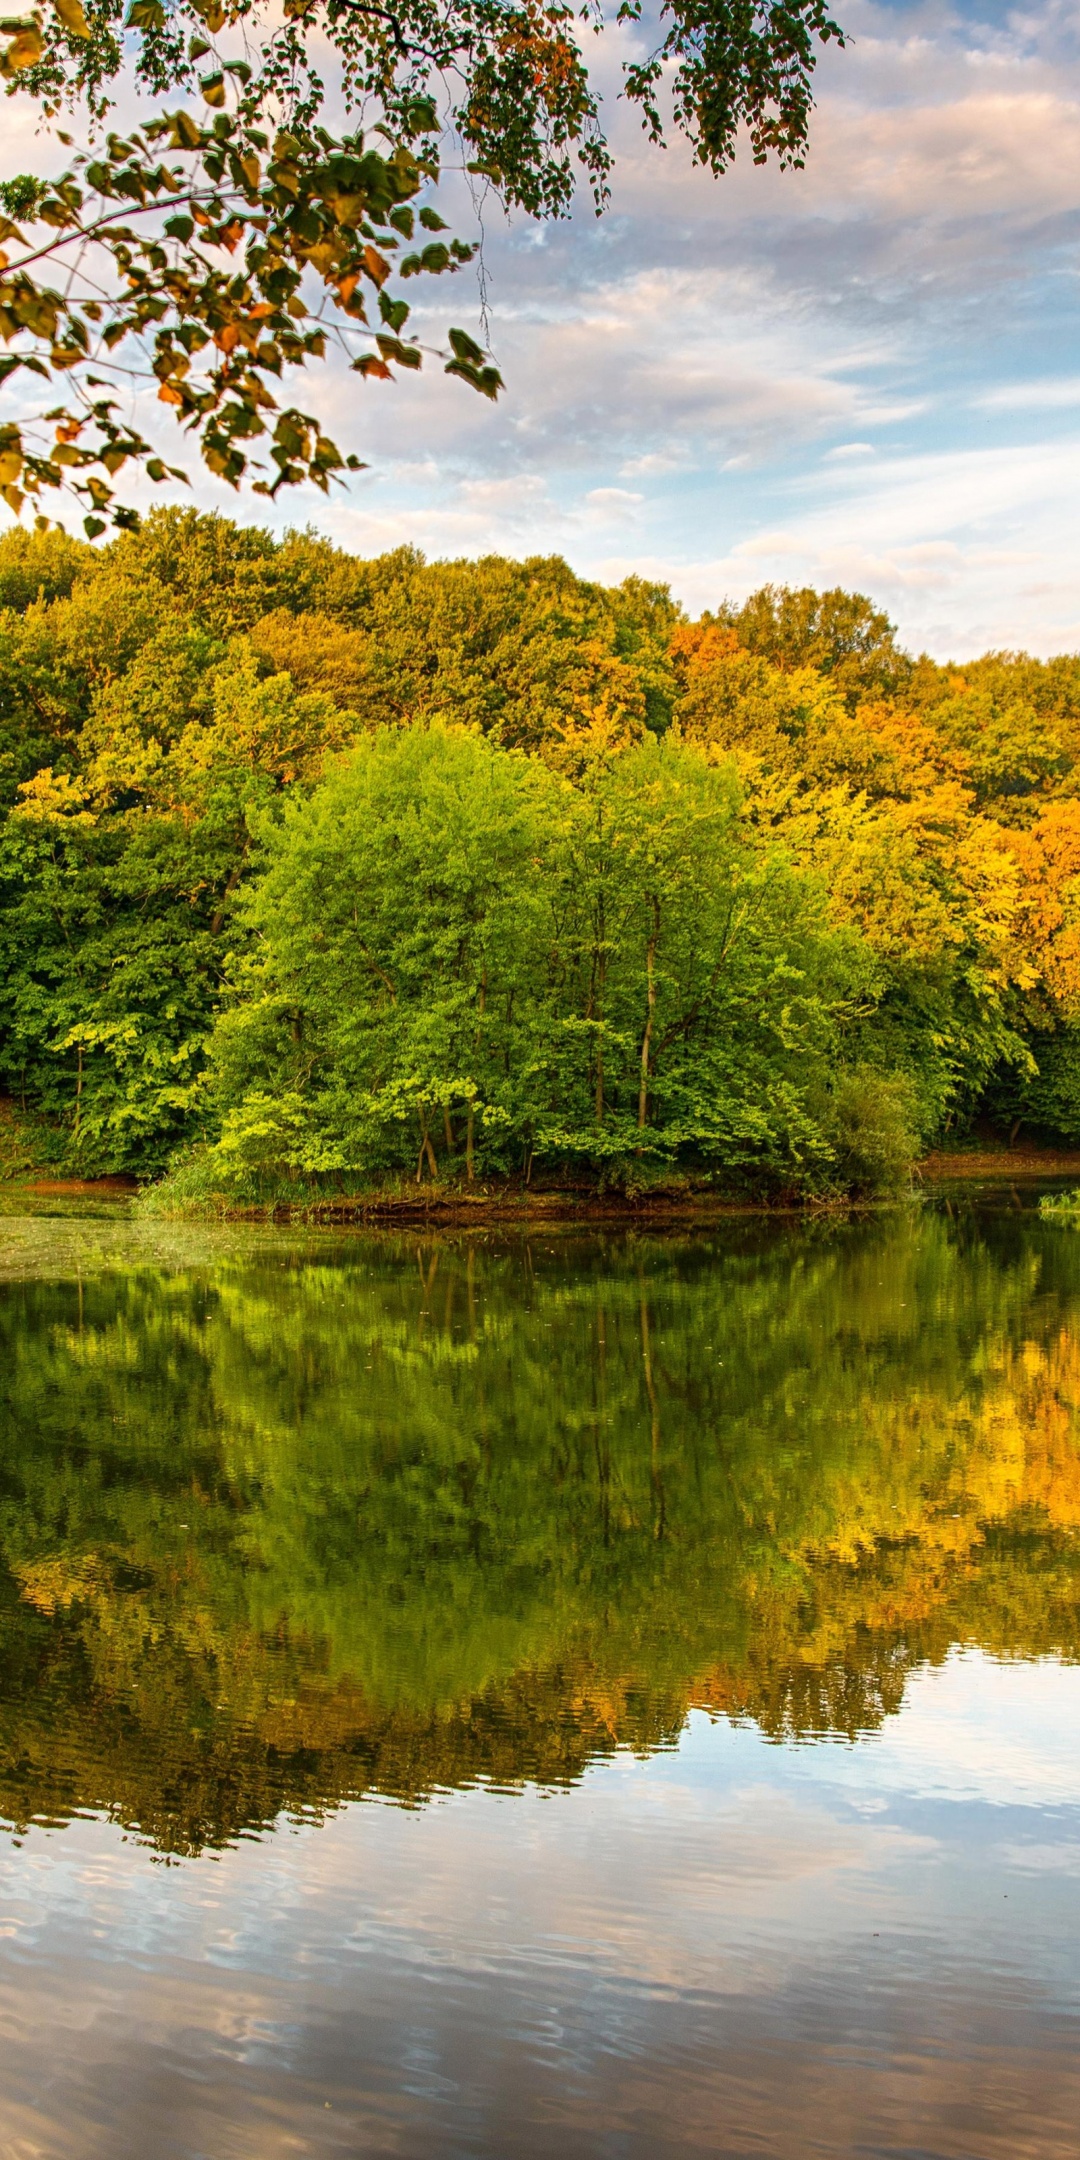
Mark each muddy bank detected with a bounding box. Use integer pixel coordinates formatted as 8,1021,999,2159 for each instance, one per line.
5,1150,1080,1225
918,1147,1080,1181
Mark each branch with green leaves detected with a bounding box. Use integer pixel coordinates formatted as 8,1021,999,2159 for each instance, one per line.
0,0,845,533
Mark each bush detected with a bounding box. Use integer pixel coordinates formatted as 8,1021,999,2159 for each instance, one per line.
1039,1188,1080,1219
829,1067,919,1196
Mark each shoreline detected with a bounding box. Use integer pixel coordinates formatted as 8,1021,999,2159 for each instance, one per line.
5,1144,1080,1225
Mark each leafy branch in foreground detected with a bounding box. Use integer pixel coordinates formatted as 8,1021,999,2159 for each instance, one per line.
0,72,493,528
0,0,845,530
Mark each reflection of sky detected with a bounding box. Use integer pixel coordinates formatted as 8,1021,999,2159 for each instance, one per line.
3,4,1080,653
723,1649,1080,1807
1,1650,1078,2157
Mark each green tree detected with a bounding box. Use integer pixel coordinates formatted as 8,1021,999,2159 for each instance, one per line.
278,552,681,750
200,722,873,1194
717,583,912,709
0,516,699,1170
207,722,566,1186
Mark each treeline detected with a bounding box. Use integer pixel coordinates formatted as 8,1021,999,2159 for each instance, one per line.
1,510,1079,1195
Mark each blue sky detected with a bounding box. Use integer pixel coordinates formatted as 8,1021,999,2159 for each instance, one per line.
312,0,1080,659
6,0,1080,657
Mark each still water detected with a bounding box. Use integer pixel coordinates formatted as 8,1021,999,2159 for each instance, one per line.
0,1192,1077,2157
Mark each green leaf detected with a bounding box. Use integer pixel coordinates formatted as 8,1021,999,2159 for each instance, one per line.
444,357,502,401
170,111,203,151
375,334,421,370
448,327,484,366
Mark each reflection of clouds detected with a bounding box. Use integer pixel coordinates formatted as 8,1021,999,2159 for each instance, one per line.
798,1650,1080,1808
333,1780,932,2000
1,1668,1079,2160
997,1840,1080,1873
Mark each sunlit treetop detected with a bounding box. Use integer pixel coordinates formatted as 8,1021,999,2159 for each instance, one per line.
0,0,845,534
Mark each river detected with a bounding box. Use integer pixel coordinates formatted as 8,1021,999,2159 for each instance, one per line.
0,1187,1077,2156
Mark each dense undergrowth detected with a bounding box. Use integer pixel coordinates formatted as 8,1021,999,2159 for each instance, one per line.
2,509,1079,1205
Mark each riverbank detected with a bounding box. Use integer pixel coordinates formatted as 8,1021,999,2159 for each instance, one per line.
137,1175,808,1227
4,1149,1078,1224
5,1142,1080,1225
919,1145,1080,1180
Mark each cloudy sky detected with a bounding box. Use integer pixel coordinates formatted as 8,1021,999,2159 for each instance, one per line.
318,0,1080,659
7,0,1080,657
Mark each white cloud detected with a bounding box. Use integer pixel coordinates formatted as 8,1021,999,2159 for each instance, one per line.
4,0,1080,654
974,378,1080,411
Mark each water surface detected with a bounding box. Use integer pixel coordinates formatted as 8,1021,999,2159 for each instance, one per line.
0,1194,1077,2155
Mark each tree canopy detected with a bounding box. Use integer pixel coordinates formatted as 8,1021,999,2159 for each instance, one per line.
2,510,1080,1193
0,0,845,532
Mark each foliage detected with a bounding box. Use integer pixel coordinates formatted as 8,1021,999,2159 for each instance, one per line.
200,722,868,1194
670,604,1080,1143
825,1064,918,1196
995,1025,1080,1146
0,1203,1078,1848
712,582,912,709
1039,1187,1080,1217
259,552,682,749
3,510,1080,1183
0,0,844,532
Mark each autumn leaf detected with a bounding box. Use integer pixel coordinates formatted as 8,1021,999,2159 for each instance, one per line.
1,23,44,71
52,0,91,35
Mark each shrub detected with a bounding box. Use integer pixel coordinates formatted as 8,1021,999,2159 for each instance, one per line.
829,1067,919,1196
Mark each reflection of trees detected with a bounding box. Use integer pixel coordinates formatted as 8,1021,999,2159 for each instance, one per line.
0,1208,1077,1851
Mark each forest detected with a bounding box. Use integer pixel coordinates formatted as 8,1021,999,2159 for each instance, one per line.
1,507,1079,1202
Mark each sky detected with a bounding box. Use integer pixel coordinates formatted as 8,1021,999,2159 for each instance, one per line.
5,0,1080,657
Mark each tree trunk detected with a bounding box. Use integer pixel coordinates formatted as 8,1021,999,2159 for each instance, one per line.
416,1106,438,1183
210,849,247,936
467,966,487,1183
637,895,660,1130
594,938,606,1126
587,888,607,1126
